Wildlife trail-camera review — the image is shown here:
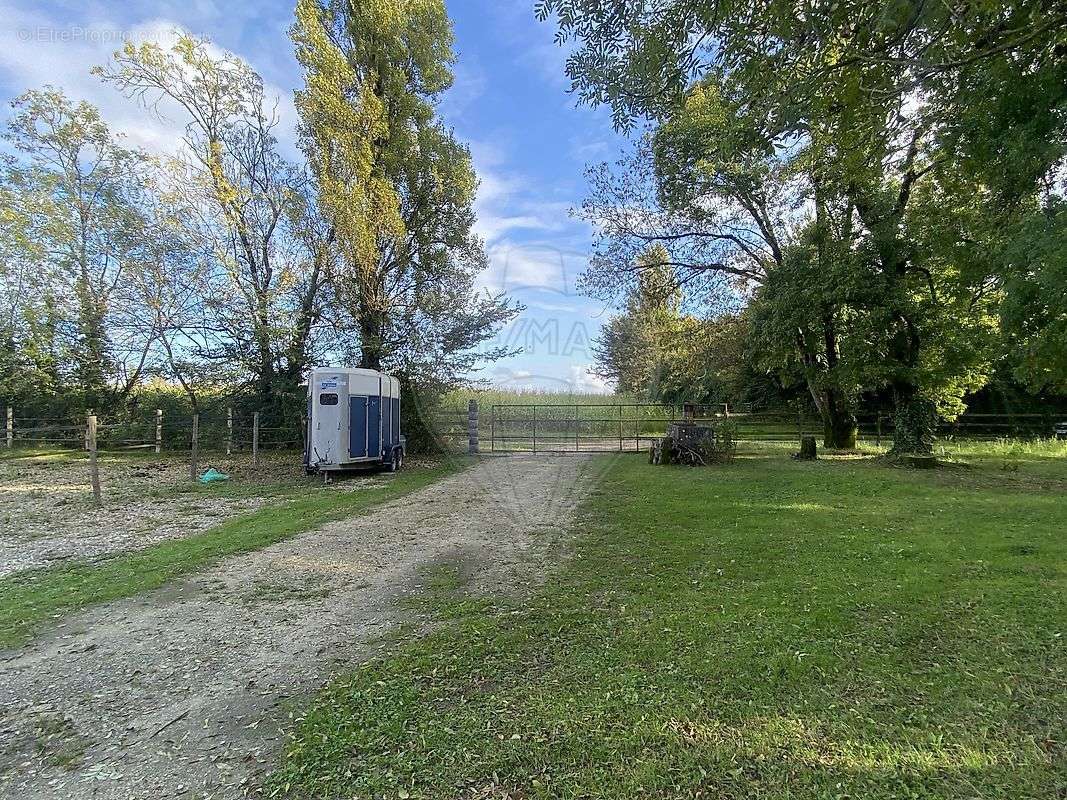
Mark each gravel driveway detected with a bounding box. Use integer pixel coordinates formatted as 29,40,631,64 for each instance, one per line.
0,454,600,799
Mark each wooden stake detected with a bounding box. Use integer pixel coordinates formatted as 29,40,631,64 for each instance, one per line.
155,409,162,454
5,407,11,449
252,411,260,467
227,407,233,456
88,414,101,505
190,413,199,482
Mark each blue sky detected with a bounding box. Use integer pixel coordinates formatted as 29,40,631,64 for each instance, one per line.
0,0,629,392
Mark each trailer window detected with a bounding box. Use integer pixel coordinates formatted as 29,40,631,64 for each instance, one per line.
319,392,338,406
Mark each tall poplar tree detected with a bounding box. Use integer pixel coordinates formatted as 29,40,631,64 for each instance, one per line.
291,0,517,380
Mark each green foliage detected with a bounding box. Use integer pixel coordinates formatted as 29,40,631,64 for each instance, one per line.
292,0,519,380
888,396,939,457
1,88,149,410
591,247,748,404
96,35,327,410
544,0,1067,450
272,448,1067,798
2,23,521,428
997,199,1067,392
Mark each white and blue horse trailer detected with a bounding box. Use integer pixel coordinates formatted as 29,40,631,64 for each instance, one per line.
305,367,405,474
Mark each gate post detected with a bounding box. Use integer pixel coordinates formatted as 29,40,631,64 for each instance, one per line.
468,399,479,454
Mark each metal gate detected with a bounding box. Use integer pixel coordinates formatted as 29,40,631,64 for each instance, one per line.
488,403,711,453
485,403,847,453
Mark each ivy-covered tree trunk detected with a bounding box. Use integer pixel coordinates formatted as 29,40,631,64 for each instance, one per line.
889,385,938,455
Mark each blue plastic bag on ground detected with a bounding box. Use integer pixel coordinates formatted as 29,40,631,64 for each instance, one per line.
198,468,230,483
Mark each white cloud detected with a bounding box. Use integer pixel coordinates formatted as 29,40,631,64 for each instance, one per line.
567,363,612,394
0,5,299,159
464,136,592,296
482,242,590,296
569,135,613,162
437,56,487,122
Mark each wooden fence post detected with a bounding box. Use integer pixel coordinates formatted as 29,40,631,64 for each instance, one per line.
5,407,11,449
532,405,537,454
467,399,479,455
227,407,233,456
876,412,883,448
88,414,101,505
155,409,162,454
85,408,93,451
190,413,199,481
252,411,260,466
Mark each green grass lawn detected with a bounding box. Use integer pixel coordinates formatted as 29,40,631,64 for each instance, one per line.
271,448,1066,799
0,458,470,649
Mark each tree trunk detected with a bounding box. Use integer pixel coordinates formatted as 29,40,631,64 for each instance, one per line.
358,306,387,371
824,409,858,449
823,388,858,449
796,436,817,460
889,383,937,455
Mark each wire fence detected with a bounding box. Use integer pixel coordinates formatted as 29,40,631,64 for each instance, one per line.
426,404,1067,453
5,403,1064,506
2,406,306,457
6,404,1064,458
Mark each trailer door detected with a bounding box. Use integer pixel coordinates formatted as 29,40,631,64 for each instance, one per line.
382,387,392,450
349,396,368,458
367,395,382,458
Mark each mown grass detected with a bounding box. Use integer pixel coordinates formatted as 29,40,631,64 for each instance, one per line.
0,458,471,649
271,448,1066,800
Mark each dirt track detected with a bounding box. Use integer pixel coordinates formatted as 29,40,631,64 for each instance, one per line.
0,454,600,799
